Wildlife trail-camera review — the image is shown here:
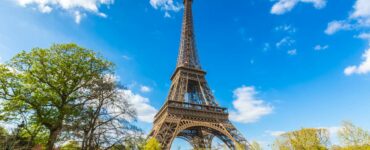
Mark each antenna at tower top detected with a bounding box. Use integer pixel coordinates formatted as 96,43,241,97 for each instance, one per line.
183,0,193,3
177,0,201,69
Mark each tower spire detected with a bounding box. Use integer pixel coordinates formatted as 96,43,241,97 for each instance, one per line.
177,0,201,69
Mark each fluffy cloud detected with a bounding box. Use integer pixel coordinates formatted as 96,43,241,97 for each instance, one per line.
122,55,132,61
16,0,113,24
323,126,341,135
266,130,286,137
325,0,370,34
230,86,273,123
150,0,182,17
287,49,297,55
350,0,370,26
271,0,326,15
344,48,370,76
314,44,329,51
121,90,157,123
276,37,295,48
357,32,370,43
140,85,152,93
325,20,352,35
275,25,297,33
325,1,370,76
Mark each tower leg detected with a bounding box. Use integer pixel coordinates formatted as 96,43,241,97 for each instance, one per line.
152,121,179,150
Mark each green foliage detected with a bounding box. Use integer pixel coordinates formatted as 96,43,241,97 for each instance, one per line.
123,136,146,150
331,145,370,150
236,142,247,150
18,123,49,145
0,126,9,148
331,122,370,150
110,144,125,150
61,140,81,150
0,43,113,149
338,121,370,147
251,141,263,150
144,138,162,150
273,128,329,150
0,126,8,136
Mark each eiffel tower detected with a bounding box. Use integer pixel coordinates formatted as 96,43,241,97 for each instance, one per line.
149,0,251,149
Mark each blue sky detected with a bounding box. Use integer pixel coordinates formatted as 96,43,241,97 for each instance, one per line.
1,0,370,149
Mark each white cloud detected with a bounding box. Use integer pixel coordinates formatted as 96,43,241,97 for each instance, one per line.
276,37,295,48
325,0,370,34
230,86,273,123
121,90,157,123
324,126,341,135
164,12,171,18
357,32,370,39
271,0,326,15
140,85,152,93
74,11,83,24
324,1,370,76
344,48,370,75
356,32,370,43
301,0,327,8
287,49,297,55
350,0,370,26
16,0,113,24
150,0,182,17
266,130,286,137
271,0,298,15
122,55,132,61
314,44,329,51
39,4,53,13
325,20,352,35
275,24,297,33
324,126,342,145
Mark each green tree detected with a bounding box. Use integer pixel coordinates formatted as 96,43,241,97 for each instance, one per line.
251,141,263,150
338,121,370,147
332,121,370,150
331,145,370,150
61,140,81,150
144,138,162,150
0,126,8,136
0,126,9,148
123,135,146,150
0,43,113,150
73,76,139,150
273,128,329,150
236,142,247,150
18,122,49,146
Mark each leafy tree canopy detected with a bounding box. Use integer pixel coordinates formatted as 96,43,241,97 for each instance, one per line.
273,128,329,150
0,43,113,150
144,138,162,150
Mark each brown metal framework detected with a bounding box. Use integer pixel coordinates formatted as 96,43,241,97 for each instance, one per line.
149,0,251,149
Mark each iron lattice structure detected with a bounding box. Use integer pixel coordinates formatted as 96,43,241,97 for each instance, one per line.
149,0,251,149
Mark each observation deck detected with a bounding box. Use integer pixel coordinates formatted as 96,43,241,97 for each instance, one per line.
154,100,229,123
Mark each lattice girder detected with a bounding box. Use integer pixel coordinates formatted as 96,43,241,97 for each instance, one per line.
167,67,217,106
150,113,251,150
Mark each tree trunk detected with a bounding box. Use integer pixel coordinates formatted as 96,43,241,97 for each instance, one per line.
87,128,95,150
47,128,61,150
